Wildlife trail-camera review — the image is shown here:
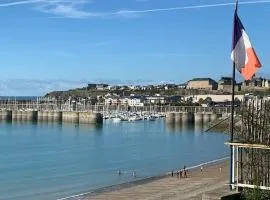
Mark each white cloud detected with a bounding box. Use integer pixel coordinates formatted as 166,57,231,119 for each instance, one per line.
113,1,270,15
0,0,101,19
35,0,101,19
0,0,270,19
38,3,94,19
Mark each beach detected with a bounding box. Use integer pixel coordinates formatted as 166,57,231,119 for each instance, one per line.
61,159,231,200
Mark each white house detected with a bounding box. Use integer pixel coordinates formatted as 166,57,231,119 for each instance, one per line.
184,94,244,103
128,98,144,107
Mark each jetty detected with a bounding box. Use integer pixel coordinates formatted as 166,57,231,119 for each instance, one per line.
0,99,236,124
0,100,235,125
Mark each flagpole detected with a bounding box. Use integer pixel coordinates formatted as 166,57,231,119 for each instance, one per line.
230,61,236,190
230,0,238,190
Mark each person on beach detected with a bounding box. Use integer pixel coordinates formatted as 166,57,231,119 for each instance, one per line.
171,170,173,177
118,169,121,175
184,169,187,178
132,171,136,178
176,170,179,178
200,166,203,172
179,169,183,178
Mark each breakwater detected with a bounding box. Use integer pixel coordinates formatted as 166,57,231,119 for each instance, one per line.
165,112,221,125
0,110,103,124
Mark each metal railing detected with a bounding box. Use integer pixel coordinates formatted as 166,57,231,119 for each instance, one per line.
0,102,235,114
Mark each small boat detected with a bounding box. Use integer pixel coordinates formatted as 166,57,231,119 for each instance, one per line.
112,117,122,123
148,116,156,121
103,115,109,119
128,116,142,122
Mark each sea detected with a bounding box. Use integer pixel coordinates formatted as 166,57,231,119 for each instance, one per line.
0,119,229,200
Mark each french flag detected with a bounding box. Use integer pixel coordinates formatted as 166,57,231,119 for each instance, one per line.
231,10,261,80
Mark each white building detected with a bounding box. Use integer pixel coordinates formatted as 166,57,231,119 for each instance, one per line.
184,94,244,103
105,97,119,105
128,98,144,107
145,96,167,104
105,97,144,106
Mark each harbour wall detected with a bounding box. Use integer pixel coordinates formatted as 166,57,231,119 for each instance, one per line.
0,110,103,124
165,112,221,125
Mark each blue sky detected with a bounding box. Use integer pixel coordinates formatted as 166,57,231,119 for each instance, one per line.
0,0,270,95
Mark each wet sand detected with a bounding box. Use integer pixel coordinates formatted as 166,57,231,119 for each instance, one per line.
62,159,231,200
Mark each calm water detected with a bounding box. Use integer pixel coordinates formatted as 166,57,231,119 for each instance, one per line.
0,120,229,200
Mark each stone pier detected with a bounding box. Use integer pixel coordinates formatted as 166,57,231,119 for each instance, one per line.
166,112,221,126
79,112,103,124
0,110,102,125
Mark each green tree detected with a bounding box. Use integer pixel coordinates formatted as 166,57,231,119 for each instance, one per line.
204,97,212,105
90,97,98,105
198,98,204,105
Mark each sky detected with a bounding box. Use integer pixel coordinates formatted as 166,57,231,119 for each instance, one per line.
0,0,270,95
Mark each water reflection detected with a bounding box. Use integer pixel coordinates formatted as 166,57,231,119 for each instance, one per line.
166,123,203,133
194,123,204,133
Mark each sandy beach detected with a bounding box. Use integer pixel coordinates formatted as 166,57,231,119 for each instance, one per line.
62,159,231,200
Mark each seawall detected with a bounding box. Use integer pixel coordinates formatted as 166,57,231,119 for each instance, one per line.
0,110,103,124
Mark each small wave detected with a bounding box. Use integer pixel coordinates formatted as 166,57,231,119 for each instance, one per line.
58,156,229,200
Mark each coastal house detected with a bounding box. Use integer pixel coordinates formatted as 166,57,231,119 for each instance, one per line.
104,96,144,106
142,85,154,90
107,85,121,90
164,84,178,90
218,77,233,92
186,78,218,90
178,83,187,89
144,96,167,104
184,94,244,104
128,85,142,90
217,77,241,92
87,83,109,90
104,97,119,105
241,77,270,91
105,93,119,98
120,86,129,90
87,83,97,89
128,97,144,107
166,95,183,104
96,84,109,91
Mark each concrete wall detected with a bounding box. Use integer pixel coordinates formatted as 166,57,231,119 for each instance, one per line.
194,113,203,124
166,112,220,125
53,112,62,121
0,111,103,125
165,112,175,124
174,113,182,123
62,112,79,123
0,111,12,120
79,112,103,124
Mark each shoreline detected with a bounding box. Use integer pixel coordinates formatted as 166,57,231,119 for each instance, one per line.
58,156,229,200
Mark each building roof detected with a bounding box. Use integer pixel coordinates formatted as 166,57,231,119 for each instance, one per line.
189,78,216,82
219,77,232,81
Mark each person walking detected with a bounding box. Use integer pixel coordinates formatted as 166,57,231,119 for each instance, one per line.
184,169,187,178
132,171,136,178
